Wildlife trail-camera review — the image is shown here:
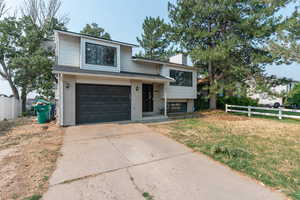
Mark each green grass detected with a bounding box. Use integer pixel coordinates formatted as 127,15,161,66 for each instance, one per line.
157,117,300,200
23,194,42,200
143,192,154,200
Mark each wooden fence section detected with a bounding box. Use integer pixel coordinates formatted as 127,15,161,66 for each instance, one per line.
226,104,300,120
0,96,21,121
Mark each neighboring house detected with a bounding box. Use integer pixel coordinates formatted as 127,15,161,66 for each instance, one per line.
197,76,298,108
248,81,298,106
54,30,197,126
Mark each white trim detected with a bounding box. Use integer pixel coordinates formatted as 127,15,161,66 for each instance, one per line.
59,74,64,126
164,83,167,116
53,71,173,83
132,58,197,71
55,32,59,64
81,38,121,72
76,77,131,86
55,30,138,47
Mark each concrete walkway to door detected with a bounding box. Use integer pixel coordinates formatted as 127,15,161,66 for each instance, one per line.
43,123,285,200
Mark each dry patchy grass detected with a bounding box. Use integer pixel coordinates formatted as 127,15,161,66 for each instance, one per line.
0,118,64,200
150,111,300,200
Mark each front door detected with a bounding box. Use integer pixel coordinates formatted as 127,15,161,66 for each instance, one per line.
142,84,153,112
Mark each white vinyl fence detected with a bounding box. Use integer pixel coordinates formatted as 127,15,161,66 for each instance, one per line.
226,104,300,120
0,96,21,121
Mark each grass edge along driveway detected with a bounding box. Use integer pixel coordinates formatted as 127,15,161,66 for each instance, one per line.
150,112,300,200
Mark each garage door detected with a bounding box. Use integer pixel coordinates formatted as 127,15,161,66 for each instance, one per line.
76,84,131,124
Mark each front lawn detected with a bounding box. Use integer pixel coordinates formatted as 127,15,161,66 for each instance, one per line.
150,111,300,200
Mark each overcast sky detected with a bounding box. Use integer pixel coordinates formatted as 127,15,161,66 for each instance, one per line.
0,0,299,96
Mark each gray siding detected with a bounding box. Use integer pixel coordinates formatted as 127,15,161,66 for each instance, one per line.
57,34,160,75
120,46,160,74
58,34,80,67
161,65,197,99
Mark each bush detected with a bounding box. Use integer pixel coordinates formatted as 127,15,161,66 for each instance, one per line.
286,83,300,107
217,96,258,109
194,96,209,111
211,144,253,159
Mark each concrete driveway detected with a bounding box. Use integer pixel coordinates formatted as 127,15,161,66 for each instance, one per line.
43,123,284,200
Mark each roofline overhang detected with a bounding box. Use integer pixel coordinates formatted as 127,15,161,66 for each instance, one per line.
53,70,175,83
132,57,197,71
55,30,139,48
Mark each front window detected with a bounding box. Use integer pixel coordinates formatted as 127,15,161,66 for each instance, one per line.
85,42,117,67
167,102,187,113
170,69,193,87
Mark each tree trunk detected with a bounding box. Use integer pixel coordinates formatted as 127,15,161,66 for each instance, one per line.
208,61,217,109
0,60,20,100
209,93,217,109
21,88,27,113
7,77,20,100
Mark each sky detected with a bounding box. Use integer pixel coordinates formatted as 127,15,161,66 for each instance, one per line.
0,0,299,96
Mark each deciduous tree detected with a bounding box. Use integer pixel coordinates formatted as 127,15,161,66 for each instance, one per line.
0,17,22,100
12,0,67,111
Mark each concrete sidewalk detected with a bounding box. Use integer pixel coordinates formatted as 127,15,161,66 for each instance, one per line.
43,123,285,200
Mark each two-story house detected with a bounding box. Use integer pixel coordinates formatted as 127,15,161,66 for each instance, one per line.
54,30,197,126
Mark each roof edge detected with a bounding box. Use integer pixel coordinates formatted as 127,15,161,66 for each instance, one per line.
55,29,139,48
132,56,196,70
52,65,174,82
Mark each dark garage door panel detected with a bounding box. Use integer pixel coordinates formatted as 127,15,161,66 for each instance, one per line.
76,84,131,124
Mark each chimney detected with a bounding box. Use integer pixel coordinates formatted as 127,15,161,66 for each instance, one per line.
169,54,188,65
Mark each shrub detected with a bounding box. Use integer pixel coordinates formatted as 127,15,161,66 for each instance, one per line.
211,144,253,159
217,96,258,109
194,96,209,111
285,83,300,107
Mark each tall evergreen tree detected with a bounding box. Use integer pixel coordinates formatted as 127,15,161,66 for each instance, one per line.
269,9,300,64
136,16,173,61
168,0,293,109
80,23,111,39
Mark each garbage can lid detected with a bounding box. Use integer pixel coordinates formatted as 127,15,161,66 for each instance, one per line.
36,99,50,105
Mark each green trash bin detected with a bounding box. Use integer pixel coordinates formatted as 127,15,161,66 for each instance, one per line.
35,104,50,124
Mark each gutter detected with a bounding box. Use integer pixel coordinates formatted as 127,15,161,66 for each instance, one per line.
53,70,175,83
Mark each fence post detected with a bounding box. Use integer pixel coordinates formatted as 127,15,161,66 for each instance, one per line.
225,104,228,113
279,107,282,120
248,106,251,117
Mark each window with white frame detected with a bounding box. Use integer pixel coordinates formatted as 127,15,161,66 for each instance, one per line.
85,42,117,67
170,69,193,87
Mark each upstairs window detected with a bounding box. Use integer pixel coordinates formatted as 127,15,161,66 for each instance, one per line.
170,69,193,87
85,42,117,67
